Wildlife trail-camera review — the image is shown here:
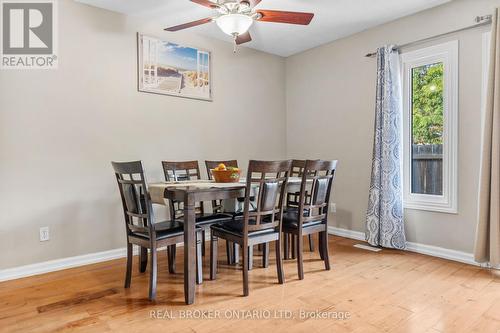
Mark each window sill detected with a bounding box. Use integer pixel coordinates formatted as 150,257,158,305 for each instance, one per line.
403,201,458,214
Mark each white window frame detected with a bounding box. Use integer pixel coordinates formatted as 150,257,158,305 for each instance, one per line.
400,40,458,214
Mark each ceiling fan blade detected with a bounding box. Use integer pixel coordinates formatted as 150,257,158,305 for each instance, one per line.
256,10,314,25
236,31,252,45
164,17,213,31
240,0,262,7
190,0,218,8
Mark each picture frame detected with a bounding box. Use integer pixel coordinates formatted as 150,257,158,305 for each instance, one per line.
137,33,212,101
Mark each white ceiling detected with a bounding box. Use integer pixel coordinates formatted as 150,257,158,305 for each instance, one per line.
76,0,450,57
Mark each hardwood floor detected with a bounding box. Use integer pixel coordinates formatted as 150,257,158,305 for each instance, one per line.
0,236,499,333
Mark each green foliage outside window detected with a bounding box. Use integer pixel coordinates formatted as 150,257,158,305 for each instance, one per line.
411,62,444,145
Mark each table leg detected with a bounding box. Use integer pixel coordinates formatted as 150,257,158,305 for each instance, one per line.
284,234,289,260
233,243,240,264
183,194,196,305
248,245,253,270
262,242,269,268
139,247,148,273
226,241,233,265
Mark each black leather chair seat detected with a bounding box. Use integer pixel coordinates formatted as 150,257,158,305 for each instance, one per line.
195,213,234,226
282,208,324,229
133,220,195,240
211,217,276,238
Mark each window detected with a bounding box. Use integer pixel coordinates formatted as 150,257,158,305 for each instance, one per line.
401,41,458,213
196,51,210,94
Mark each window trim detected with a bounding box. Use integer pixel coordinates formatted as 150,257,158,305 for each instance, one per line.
400,40,458,214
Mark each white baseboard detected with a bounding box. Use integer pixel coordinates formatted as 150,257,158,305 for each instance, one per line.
0,227,481,283
404,242,477,266
0,238,202,283
328,226,365,241
0,247,129,282
327,226,478,266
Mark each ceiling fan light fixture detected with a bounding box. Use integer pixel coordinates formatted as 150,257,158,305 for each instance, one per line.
215,14,253,36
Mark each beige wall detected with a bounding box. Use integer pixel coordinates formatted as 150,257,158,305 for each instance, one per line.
2,0,496,270
286,0,500,253
0,0,286,269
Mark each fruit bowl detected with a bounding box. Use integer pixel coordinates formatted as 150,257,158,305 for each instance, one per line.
211,166,241,183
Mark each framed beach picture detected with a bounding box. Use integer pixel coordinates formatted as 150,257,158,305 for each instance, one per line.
137,34,212,101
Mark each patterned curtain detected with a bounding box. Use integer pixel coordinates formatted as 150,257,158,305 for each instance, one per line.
366,45,406,250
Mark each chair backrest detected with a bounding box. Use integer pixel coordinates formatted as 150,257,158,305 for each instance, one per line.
290,159,306,177
162,160,203,218
297,160,338,228
241,160,292,235
111,161,154,236
205,160,239,180
162,160,201,181
205,160,239,213
287,159,307,207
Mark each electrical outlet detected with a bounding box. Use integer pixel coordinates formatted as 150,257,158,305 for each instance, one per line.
39,226,49,242
330,203,337,213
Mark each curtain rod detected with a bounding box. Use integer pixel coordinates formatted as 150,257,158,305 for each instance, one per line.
364,15,492,58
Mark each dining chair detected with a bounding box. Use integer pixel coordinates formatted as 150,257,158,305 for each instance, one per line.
285,159,315,258
205,159,241,264
206,159,269,269
209,160,291,296
162,160,234,259
112,161,203,301
282,159,337,280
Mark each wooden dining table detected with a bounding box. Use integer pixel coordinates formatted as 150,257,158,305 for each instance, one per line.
148,177,303,305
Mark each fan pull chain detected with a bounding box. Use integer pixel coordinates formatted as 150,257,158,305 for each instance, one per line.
233,34,237,54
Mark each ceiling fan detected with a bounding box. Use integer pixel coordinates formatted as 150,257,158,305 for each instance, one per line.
164,0,314,51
